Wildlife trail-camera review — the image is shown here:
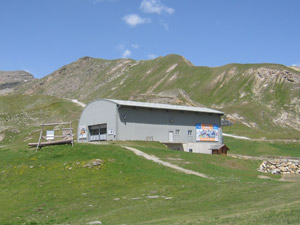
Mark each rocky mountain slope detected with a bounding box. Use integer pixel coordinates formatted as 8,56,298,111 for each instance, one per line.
290,66,300,72
0,70,35,95
2,54,300,140
15,55,300,138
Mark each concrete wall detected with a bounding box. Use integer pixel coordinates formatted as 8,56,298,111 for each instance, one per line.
116,106,222,144
77,100,117,142
182,143,214,154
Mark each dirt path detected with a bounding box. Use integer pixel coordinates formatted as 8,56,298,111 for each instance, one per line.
223,132,300,143
64,98,86,108
123,146,212,179
71,99,86,108
228,153,300,162
223,133,251,140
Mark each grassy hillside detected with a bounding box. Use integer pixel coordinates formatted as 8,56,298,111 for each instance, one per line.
14,54,300,139
1,55,300,225
0,94,82,146
1,142,300,224
0,70,35,95
224,136,300,157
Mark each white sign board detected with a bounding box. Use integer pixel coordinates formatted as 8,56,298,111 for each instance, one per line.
46,130,55,140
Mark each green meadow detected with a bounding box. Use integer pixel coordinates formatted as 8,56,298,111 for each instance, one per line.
1,55,300,224
1,141,300,225
224,136,300,157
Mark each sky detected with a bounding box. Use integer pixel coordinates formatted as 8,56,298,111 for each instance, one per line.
1,0,300,78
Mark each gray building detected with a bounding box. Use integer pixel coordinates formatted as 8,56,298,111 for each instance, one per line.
77,99,224,154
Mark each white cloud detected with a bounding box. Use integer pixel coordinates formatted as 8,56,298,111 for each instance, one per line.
131,44,139,49
147,53,158,59
122,14,151,27
122,49,132,58
116,43,125,51
140,0,174,15
292,63,300,67
159,20,169,31
162,22,169,31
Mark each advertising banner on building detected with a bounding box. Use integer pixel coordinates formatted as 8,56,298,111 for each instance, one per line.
79,126,87,139
196,124,219,142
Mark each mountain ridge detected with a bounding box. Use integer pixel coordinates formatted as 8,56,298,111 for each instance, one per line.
0,70,35,95
1,54,300,140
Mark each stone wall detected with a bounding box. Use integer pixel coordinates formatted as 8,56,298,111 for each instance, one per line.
259,160,300,174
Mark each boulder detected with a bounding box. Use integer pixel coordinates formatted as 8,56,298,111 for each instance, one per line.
86,221,102,225
259,160,300,175
289,165,298,172
271,169,281,174
279,167,288,172
83,159,103,168
269,165,276,170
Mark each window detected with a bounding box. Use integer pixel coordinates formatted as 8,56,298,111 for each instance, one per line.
89,126,100,136
100,127,107,135
188,130,192,136
175,129,180,135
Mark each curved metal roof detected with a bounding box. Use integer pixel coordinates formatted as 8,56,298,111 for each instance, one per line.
105,99,224,115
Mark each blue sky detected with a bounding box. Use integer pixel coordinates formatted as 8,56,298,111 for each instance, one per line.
1,0,300,78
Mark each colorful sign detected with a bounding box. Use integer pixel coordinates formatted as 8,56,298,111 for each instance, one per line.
79,126,87,139
196,124,219,142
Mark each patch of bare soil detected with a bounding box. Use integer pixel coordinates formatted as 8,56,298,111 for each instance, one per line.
280,174,300,182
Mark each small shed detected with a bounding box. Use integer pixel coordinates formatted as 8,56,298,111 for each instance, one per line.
209,144,229,155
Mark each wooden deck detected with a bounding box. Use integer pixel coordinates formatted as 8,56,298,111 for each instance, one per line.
28,138,73,147
29,122,74,150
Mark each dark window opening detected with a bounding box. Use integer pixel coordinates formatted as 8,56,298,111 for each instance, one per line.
89,124,107,141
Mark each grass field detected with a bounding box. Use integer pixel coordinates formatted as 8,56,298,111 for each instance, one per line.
224,136,300,157
1,142,300,224
2,55,300,224
0,94,82,147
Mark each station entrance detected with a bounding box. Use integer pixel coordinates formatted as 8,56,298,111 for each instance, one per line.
88,124,107,141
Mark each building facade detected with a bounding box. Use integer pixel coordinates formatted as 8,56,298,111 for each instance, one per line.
78,99,224,154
